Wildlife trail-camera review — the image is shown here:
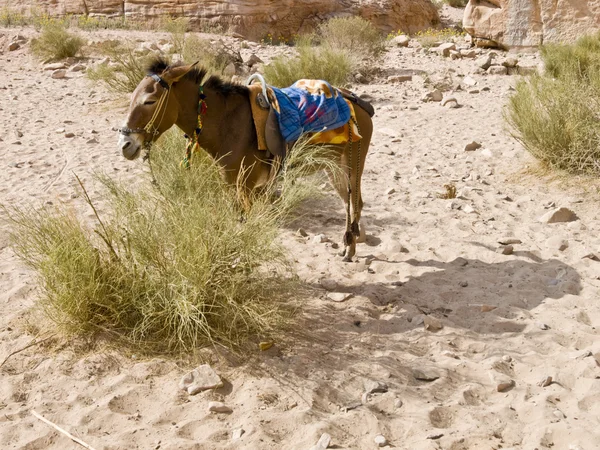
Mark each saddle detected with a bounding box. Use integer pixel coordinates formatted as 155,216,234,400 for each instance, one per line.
246,75,374,161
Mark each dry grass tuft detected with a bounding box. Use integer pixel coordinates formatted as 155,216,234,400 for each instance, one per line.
30,21,85,61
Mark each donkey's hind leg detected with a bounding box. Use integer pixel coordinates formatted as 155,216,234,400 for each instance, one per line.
326,165,355,262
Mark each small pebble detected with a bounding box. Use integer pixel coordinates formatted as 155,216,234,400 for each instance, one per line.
208,401,232,413
374,434,388,447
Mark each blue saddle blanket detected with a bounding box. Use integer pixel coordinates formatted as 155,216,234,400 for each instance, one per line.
268,80,351,143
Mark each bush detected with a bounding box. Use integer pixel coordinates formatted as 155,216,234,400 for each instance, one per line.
445,0,468,7
506,33,600,175
87,41,152,93
414,27,464,48
30,21,85,60
179,34,231,77
0,8,28,26
5,132,339,352
264,38,352,88
318,16,384,58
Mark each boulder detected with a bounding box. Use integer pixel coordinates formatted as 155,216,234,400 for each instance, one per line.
463,0,600,49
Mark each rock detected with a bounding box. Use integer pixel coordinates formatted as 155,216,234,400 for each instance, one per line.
493,374,515,392
545,236,568,251
427,433,444,440
476,53,493,70
413,368,440,381
502,355,512,362
538,207,577,223
374,435,388,447
496,245,514,255
8,41,20,51
44,62,66,70
64,132,75,138
245,53,263,67
459,280,468,287
539,376,553,387
320,278,338,291
462,204,475,214
51,69,67,79
582,252,600,261
69,63,86,72
391,35,410,47
354,72,368,84
297,228,308,237
462,75,477,86
387,74,412,83
464,141,482,151
553,409,566,419
179,364,224,395
208,401,232,413
327,292,352,302
232,427,245,441
313,234,329,244
309,433,331,450
386,187,396,195
536,322,550,330
502,57,519,68
86,138,99,144
480,304,497,312
498,238,522,245
460,49,477,58
437,42,456,57
364,380,388,395
488,65,508,75
223,62,237,77
423,316,443,331
463,0,600,49
441,96,459,108
422,89,443,102
449,50,461,60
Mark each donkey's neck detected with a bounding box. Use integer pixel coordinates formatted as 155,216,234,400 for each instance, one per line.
173,79,249,161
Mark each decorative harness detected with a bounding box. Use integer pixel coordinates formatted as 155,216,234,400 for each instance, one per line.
117,73,207,167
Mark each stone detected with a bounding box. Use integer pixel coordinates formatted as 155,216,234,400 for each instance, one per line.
374,435,388,447
327,292,352,302
476,54,493,70
422,89,443,102
539,376,553,387
538,207,577,223
424,316,443,331
441,96,458,107
64,132,75,138
208,401,232,413
179,364,224,395
320,278,338,291
51,69,67,79
462,75,477,86
437,42,456,57
386,187,396,195
545,236,568,251
498,238,521,245
8,41,20,51
313,234,329,244
232,427,245,441
464,141,482,151
480,304,497,312
496,245,514,255
463,0,600,49
391,35,410,47
494,374,515,392
387,74,412,83
488,65,508,75
69,63,86,72
536,322,550,330
502,57,519,68
44,62,66,70
223,62,237,77
309,433,331,450
413,368,440,381
364,380,388,395
553,409,566,419
460,49,477,58
297,228,308,237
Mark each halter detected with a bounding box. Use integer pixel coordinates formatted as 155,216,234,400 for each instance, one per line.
117,73,172,149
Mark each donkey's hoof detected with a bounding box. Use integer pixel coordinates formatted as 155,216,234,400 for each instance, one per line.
342,255,353,262
338,249,347,258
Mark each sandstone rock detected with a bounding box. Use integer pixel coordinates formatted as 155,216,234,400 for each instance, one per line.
422,89,443,102
460,49,477,58
69,63,86,72
387,74,412,83
413,368,440,382
464,141,482,151
15,0,439,42
44,62,66,71
8,41,19,51
496,244,514,255
424,315,443,331
476,53,493,70
538,207,577,223
437,42,456,57
309,433,331,450
327,292,352,302
374,435,388,447
464,0,600,49
208,401,232,413
391,35,410,47
245,53,263,67
488,65,508,75
462,75,477,86
502,57,519,68
179,365,224,395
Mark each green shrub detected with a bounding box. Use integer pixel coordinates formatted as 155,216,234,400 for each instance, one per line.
87,41,152,93
264,38,352,88
506,33,600,175
318,16,384,58
30,21,85,60
0,8,28,26
5,132,338,352
179,34,230,76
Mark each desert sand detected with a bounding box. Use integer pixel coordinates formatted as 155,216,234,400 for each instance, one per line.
1,16,600,450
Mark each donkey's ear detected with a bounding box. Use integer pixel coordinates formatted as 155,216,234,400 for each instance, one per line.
162,64,196,84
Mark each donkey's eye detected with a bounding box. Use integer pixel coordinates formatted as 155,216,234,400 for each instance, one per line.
144,100,156,106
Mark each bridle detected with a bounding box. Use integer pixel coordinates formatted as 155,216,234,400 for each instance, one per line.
117,73,172,150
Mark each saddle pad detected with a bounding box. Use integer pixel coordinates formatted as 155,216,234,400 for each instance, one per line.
247,84,270,151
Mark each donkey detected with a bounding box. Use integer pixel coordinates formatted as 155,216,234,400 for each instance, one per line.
116,59,373,261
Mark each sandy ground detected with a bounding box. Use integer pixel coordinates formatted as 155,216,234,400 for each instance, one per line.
1,20,600,450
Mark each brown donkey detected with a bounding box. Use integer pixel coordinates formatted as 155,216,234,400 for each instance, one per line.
116,59,373,261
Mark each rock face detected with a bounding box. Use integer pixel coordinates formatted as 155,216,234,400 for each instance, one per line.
463,0,600,49
0,0,439,40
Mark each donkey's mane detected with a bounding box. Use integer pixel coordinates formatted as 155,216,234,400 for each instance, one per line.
147,58,249,97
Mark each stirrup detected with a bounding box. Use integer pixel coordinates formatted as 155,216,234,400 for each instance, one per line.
246,73,270,108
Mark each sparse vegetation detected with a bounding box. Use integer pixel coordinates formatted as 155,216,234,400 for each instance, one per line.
5,131,340,352
506,32,600,175
414,27,464,49
87,41,151,93
318,16,385,58
30,21,85,61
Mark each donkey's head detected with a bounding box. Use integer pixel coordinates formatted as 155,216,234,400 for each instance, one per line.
117,60,198,160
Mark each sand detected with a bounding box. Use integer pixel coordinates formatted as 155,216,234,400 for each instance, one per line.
1,20,600,450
